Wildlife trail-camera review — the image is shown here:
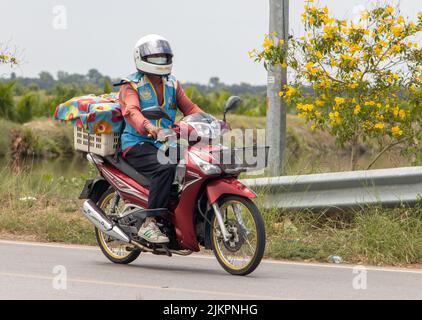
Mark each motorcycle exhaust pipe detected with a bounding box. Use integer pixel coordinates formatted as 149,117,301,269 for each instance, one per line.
82,200,130,243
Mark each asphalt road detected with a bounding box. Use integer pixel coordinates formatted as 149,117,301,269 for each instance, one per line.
0,239,421,300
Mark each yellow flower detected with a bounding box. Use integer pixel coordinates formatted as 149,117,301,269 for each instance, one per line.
391,25,403,37
310,67,320,75
334,97,345,105
305,61,314,70
399,109,407,119
314,111,321,117
374,123,385,129
315,51,323,59
379,40,388,48
354,105,361,115
374,46,383,56
364,101,376,107
263,37,273,52
391,44,401,53
315,99,325,107
248,48,257,58
349,44,360,54
397,15,404,24
323,25,336,39
283,85,297,98
329,111,342,124
385,5,394,14
298,112,307,119
391,126,403,136
360,10,369,20
311,124,317,130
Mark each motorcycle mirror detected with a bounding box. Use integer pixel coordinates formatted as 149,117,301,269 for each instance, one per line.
141,106,172,121
223,96,240,122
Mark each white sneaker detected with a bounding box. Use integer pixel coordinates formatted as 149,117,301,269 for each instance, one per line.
138,222,169,244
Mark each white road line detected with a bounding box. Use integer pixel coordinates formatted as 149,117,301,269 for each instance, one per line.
0,271,282,300
1,239,422,275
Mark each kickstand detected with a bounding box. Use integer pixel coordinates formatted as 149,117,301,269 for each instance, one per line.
161,244,172,257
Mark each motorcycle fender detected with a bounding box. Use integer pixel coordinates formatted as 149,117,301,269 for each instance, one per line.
79,176,110,203
205,177,256,205
203,178,256,250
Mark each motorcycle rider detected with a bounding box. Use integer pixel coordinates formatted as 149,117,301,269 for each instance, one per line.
118,34,203,244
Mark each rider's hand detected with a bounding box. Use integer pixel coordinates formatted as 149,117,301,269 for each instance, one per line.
156,129,168,142
145,123,162,139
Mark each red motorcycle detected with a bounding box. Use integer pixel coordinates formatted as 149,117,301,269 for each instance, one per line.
80,96,267,275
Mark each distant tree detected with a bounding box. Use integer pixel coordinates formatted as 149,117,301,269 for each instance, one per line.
209,77,221,88
16,92,39,123
0,81,16,120
38,71,55,89
57,71,69,82
87,68,103,86
103,78,112,94
27,82,40,92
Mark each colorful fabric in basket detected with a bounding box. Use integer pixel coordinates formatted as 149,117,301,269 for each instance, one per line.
54,93,123,134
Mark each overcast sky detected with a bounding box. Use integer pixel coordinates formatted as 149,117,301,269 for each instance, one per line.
0,0,420,84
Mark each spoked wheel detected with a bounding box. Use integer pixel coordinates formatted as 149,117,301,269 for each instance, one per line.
95,189,141,264
211,195,266,276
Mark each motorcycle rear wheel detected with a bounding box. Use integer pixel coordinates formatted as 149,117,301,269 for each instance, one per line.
95,188,141,264
211,195,266,276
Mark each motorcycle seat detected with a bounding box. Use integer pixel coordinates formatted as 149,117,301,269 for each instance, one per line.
104,155,151,187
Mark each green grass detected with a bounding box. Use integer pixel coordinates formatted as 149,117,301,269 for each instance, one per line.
261,204,422,265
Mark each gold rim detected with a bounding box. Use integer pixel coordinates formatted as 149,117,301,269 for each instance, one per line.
212,200,258,271
97,192,133,260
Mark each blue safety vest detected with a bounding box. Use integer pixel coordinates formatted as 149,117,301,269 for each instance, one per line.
121,71,178,150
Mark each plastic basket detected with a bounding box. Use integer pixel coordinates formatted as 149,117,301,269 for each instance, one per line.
74,126,120,156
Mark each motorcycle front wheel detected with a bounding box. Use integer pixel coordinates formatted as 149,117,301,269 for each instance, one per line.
211,195,266,276
95,188,141,264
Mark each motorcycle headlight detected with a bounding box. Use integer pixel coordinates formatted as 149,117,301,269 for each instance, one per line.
189,152,221,175
190,122,220,139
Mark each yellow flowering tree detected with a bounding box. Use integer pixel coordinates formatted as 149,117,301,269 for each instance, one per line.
251,2,422,170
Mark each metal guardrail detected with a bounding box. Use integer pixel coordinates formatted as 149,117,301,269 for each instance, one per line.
242,166,422,211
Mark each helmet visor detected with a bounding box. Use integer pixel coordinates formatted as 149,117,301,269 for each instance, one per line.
138,40,173,58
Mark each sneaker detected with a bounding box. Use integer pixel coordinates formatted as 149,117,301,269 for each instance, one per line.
138,222,169,244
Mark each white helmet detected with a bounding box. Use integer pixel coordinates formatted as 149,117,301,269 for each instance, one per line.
133,34,173,76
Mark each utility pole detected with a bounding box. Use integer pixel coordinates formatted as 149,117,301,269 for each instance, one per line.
267,0,289,176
